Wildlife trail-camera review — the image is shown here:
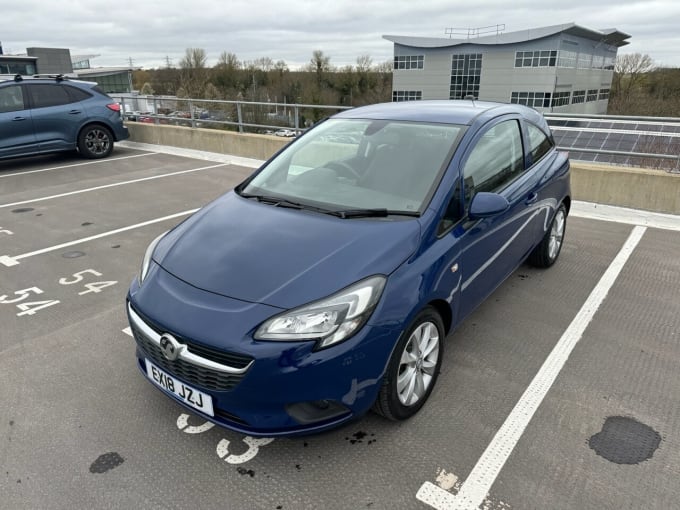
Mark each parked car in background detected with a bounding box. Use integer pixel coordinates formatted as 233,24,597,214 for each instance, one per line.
0,74,129,160
274,128,296,137
127,100,570,437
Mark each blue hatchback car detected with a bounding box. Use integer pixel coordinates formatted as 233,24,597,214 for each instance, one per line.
127,100,570,436
0,74,129,160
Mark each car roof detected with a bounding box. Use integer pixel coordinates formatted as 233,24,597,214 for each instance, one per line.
334,100,546,127
0,75,94,87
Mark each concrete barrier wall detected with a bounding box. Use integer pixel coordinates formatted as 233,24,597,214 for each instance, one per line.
126,123,680,214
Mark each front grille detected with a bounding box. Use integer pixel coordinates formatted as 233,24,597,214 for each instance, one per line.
132,324,248,392
130,305,253,369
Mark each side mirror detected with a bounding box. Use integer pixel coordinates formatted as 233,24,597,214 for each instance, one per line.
469,192,510,219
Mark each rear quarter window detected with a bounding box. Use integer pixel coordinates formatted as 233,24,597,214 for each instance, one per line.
65,85,93,102
527,123,555,164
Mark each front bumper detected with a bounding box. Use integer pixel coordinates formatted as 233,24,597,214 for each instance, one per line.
127,267,398,437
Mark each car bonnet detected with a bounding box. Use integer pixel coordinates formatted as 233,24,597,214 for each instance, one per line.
153,192,421,309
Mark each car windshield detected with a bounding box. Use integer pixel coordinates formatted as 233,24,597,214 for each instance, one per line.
240,118,464,215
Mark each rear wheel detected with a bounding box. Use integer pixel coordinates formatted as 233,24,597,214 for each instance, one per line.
373,307,444,421
78,125,113,159
528,203,567,268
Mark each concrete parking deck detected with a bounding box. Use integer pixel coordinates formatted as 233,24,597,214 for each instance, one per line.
1,145,679,510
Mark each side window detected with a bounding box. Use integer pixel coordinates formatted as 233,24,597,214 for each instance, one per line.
527,123,554,163
65,85,92,102
0,85,26,113
28,84,74,109
463,120,524,204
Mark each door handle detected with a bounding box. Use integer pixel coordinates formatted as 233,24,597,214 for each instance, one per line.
69,110,81,115
12,116,26,121
525,192,538,205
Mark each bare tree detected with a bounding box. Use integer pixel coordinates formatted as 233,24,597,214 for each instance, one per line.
308,50,332,77
253,57,275,72
217,51,240,70
356,54,372,74
611,53,655,107
179,47,208,98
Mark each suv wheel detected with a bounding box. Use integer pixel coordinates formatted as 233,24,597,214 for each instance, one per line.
78,125,113,159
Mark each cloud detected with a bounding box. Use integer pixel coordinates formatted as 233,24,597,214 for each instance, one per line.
3,0,679,68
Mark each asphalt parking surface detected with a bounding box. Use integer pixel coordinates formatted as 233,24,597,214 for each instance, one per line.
1,145,679,510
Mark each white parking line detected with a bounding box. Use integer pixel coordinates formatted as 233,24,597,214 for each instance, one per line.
417,225,647,510
571,201,680,231
0,209,198,267
122,327,132,337
0,163,227,209
0,153,156,179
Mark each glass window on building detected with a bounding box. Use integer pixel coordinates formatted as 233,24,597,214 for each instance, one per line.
392,90,422,101
510,91,552,108
572,90,586,104
558,50,577,68
78,72,131,94
0,61,37,75
551,91,571,107
393,55,424,70
586,89,599,102
515,50,557,68
577,53,592,69
450,54,482,100
598,88,610,100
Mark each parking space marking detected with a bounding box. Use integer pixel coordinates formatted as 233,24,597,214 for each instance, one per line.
417,225,647,510
0,209,198,267
571,201,680,231
0,163,227,209
0,153,156,179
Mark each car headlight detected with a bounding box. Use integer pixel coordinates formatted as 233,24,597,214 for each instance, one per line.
139,231,168,285
254,275,386,349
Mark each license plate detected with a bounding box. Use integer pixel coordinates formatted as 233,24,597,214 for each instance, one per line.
145,359,214,416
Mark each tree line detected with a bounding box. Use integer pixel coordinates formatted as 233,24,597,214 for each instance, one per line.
132,49,679,120
133,48,393,115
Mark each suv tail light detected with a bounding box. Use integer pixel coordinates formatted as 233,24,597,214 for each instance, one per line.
107,103,121,112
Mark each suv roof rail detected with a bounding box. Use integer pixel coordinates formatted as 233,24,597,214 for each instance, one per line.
0,74,24,82
31,73,78,81
0,73,78,83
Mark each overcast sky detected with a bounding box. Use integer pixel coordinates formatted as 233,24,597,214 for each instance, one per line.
3,0,680,69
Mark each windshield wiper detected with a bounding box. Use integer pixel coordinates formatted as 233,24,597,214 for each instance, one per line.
239,192,306,210
330,208,421,219
239,192,338,214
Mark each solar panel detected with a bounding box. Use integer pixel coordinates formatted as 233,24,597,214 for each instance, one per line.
546,114,680,170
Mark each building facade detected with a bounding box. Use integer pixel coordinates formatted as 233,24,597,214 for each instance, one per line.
384,23,630,114
0,44,133,93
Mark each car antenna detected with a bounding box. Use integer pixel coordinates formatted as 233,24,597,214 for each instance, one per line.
464,94,476,106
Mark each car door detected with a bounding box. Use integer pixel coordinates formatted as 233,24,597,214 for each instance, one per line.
26,83,83,152
457,116,543,320
0,84,36,158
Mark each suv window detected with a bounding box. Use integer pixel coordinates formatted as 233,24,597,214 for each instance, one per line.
0,85,26,113
527,123,554,163
28,84,75,108
65,85,92,102
463,119,524,203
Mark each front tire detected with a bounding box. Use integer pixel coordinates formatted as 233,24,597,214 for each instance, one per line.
78,125,114,159
373,307,444,421
528,203,567,268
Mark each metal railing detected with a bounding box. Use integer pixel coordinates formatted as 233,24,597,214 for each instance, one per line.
112,95,351,135
113,95,680,172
